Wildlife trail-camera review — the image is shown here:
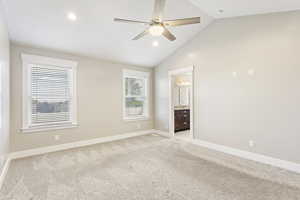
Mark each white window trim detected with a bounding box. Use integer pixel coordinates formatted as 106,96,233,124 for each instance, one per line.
123,69,150,121
21,54,78,133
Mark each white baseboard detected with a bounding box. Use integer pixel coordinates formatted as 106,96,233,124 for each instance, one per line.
179,137,300,174
155,130,172,138
0,157,11,190
5,128,300,189
9,129,156,160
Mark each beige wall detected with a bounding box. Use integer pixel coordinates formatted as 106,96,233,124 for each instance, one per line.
155,11,300,164
10,43,154,152
0,1,10,168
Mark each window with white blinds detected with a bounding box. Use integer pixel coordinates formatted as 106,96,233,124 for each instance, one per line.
31,65,71,124
22,54,77,133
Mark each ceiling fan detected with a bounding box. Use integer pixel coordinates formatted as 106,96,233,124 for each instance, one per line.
114,0,201,41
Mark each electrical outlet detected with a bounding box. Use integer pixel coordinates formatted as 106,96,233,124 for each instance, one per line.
54,135,60,141
249,140,254,147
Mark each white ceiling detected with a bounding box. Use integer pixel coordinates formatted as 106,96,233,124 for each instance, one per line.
2,0,300,67
190,0,300,18
2,0,212,67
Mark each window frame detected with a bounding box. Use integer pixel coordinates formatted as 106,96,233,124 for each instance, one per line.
123,69,150,121
21,54,78,133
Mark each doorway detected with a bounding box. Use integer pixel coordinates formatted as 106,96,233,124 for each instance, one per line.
168,66,194,139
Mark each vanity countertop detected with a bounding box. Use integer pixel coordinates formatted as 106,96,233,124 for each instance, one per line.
174,106,190,111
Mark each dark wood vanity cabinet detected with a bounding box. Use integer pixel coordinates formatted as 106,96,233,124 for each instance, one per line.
174,109,190,132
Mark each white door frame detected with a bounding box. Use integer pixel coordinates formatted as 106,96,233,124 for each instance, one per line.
168,66,194,138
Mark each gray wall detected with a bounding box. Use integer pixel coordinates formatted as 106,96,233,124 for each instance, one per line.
0,1,10,169
10,43,154,152
155,11,300,164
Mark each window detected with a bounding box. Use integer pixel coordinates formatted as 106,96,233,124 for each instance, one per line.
22,54,77,133
123,70,150,120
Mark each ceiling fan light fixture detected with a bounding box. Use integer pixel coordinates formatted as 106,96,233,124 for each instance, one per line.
149,25,164,36
114,0,201,41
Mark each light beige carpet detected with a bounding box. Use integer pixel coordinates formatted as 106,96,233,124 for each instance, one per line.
0,134,300,200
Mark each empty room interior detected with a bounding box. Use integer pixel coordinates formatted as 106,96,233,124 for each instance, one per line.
1,0,300,199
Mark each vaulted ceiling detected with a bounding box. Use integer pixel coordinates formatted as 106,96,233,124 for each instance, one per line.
2,0,300,67
2,0,212,67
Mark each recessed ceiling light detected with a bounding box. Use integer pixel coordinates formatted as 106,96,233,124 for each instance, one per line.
67,12,77,21
152,41,159,47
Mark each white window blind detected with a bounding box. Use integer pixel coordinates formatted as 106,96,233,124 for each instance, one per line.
22,54,77,133
31,65,71,125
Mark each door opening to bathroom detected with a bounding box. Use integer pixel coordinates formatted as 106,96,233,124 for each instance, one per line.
168,66,194,139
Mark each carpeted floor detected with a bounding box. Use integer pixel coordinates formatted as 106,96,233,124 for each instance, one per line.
0,134,300,200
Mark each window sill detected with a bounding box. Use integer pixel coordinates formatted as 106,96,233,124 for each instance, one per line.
124,117,150,122
21,123,78,133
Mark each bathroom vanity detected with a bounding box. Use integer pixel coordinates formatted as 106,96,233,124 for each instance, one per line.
174,108,190,132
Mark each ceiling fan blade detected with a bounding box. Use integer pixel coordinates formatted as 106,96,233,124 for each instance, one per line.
114,18,149,25
132,29,149,40
152,0,166,22
162,27,176,41
164,17,201,26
